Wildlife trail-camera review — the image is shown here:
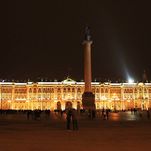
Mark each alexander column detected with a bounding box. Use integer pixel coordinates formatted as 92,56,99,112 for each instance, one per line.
82,27,95,110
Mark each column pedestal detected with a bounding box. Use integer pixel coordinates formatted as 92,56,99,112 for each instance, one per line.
82,92,95,110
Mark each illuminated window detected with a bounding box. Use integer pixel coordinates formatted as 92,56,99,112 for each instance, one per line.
29,88,32,93
38,88,41,93
57,88,61,92
77,88,81,92
33,88,37,93
96,88,99,93
72,88,75,92
63,88,66,92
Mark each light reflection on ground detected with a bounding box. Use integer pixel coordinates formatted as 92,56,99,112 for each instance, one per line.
110,113,120,121
108,111,149,121
0,110,150,122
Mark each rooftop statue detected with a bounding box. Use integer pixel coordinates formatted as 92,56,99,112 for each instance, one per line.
84,26,91,41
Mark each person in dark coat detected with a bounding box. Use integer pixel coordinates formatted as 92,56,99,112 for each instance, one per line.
106,109,110,120
66,109,72,130
147,110,150,119
27,110,31,120
72,108,78,130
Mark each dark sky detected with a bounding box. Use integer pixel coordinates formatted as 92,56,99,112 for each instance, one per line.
4,0,151,82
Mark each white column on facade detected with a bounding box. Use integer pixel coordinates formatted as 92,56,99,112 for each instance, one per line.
26,85,29,110
40,86,42,110
11,84,15,109
148,88,149,110
31,87,34,110
133,88,135,108
0,84,2,110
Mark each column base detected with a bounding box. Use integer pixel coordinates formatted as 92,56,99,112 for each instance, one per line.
82,92,95,110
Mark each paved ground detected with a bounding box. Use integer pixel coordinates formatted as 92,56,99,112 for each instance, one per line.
0,111,151,151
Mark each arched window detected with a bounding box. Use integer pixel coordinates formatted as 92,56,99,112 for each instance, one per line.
29,88,32,93
38,88,41,93
72,88,75,92
33,88,37,93
77,88,81,92
63,88,66,92
51,88,54,93
57,88,61,92
92,88,95,93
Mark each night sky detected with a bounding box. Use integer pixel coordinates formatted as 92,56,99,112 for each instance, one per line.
4,0,151,82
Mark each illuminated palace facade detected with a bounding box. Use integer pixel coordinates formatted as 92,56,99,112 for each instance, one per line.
0,78,151,111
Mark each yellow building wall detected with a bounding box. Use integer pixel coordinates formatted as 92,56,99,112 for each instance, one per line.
0,81,151,110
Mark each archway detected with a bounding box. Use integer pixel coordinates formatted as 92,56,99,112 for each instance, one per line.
57,101,61,110
65,101,72,109
77,101,81,110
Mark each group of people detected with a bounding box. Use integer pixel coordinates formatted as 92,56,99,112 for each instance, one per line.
27,110,50,120
102,108,110,120
66,108,78,130
27,110,42,120
130,108,150,119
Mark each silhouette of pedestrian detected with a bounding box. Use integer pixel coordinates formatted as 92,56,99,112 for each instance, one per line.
27,110,30,120
102,108,105,116
106,109,109,120
131,108,133,114
102,108,106,120
92,109,96,119
147,110,150,119
88,109,92,119
72,108,78,130
134,108,137,114
45,110,50,119
66,109,72,130
139,111,142,119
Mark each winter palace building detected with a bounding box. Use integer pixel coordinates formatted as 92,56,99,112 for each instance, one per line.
0,78,151,111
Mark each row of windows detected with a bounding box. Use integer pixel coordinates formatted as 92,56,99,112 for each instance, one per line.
1,87,113,93
1,87,151,94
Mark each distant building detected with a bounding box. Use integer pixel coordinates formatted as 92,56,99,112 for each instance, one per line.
0,78,151,110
